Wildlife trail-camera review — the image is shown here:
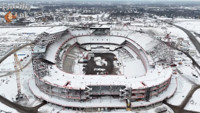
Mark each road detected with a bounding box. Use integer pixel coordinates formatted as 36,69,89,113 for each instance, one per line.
0,58,32,78
0,43,47,113
170,24,200,54
1,22,200,113
164,41,200,69
0,96,46,113
160,22,200,113
165,86,200,113
159,40,200,113
0,43,33,64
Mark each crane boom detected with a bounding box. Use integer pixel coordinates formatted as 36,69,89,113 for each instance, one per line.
13,46,22,95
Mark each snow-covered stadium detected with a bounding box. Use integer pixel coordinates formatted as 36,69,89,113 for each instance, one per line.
29,26,177,110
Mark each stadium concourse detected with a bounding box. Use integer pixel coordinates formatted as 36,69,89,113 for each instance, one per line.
29,26,177,111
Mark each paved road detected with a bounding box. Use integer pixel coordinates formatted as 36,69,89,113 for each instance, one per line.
0,43,33,78
0,96,46,113
0,43,33,64
179,86,200,113
194,32,200,44
165,86,200,113
160,21,200,113
164,41,200,69
159,40,200,113
0,43,47,113
169,23,200,54
0,58,32,78
159,20,200,67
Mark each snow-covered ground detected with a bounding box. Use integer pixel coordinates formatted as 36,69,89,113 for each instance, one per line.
0,26,53,109
174,19,200,52
167,74,193,106
177,65,200,85
0,20,198,112
184,88,200,112
0,27,51,59
174,19,200,34
38,103,174,113
172,19,200,66
0,46,42,107
0,46,31,73
0,27,50,35
120,46,146,77
0,102,19,113
0,27,50,45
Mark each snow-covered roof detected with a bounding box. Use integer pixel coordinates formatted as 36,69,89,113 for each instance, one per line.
44,34,71,63
90,25,110,29
29,76,176,108
35,29,166,90
42,65,172,90
45,26,68,34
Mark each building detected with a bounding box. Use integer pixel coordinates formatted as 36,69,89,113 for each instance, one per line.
29,27,177,111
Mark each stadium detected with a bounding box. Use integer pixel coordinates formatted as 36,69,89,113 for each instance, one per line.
29,26,177,110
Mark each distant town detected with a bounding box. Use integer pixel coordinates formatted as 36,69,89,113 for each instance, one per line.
1,2,200,25
1,1,200,113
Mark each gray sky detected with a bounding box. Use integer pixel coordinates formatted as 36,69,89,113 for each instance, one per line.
0,0,200,2
2,0,200,3
62,0,200,2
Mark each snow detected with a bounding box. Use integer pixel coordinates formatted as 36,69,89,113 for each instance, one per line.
167,75,193,106
0,27,50,35
0,47,42,107
38,103,174,113
174,19,200,57
45,26,68,34
29,77,177,108
0,48,30,100
45,29,153,75
184,88,200,112
0,75,18,101
121,46,146,77
111,30,154,51
0,102,19,113
0,21,197,112
44,33,148,78
177,66,200,85
43,63,172,90
40,28,173,90
29,79,126,107
94,57,108,66
132,77,177,107
0,46,31,73
0,27,51,58
44,34,71,63
73,65,84,75
77,35,125,45
167,27,188,39
70,29,91,36
175,19,200,34
0,26,49,108
0,54,14,73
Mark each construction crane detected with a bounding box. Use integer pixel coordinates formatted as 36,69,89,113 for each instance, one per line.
165,32,171,45
165,32,175,64
13,45,24,101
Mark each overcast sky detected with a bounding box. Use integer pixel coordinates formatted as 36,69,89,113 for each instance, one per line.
2,0,200,3
1,0,200,2
58,0,200,1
